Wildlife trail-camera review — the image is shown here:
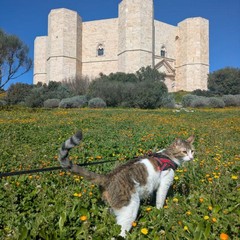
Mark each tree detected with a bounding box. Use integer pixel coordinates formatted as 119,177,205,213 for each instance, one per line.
0,29,32,89
208,67,240,95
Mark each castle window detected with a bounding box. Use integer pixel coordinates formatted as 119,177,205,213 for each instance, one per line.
161,45,166,57
97,44,104,56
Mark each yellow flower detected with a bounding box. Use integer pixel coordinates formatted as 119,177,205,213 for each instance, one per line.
146,207,152,211
73,193,82,197
141,228,148,235
174,176,179,180
220,233,229,240
173,198,178,203
208,206,213,211
231,175,238,180
199,197,204,203
132,222,137,227
211,217,217,223
80,215,87,221
204,216,209,220
183,226,189,231
186,211,191,215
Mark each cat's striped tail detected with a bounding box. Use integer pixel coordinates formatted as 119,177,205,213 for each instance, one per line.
59,130,83,169
59,130,106,186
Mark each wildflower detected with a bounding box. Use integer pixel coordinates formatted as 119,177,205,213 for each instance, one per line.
199,197,204,203
73,193,82,197
231,175,238,180
183,226,189,231
174,176,179,180
141,228,148,235
173,198,178,203
186,211,191,215
132,222,137,227
220,233,229,240
146,207,152,212
80,215,87,221
208,206,213,211
204,216,209,220
163,205,168,209
211,217,217,223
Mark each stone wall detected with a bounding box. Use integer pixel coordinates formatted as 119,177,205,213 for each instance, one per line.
34,36,48,84
118,0,154,73
82,18,118,78
47,8,82,83
175,17,209,91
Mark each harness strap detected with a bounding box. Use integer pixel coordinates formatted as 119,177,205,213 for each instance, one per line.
154,157,178,171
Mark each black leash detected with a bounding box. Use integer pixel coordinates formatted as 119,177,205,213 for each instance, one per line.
0,159,118,178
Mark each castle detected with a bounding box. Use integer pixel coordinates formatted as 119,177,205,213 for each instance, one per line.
34,0,209,92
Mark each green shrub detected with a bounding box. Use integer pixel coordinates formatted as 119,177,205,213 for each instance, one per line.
24,87,45,108
43,99,60,108
192,89,216,97
182,94,198,107
88,67,168,109
233,94,240,106
222,95,238,106
0,100,7,106
162,94,175,108
88,98,106,108
208,97,225,108
208,67,240,95
6,83,33,104
190,97,209,108
59,95,87,108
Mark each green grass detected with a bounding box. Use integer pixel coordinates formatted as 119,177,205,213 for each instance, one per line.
0,107,239,239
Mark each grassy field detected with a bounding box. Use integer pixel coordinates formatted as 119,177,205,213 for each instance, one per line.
0,107,239,239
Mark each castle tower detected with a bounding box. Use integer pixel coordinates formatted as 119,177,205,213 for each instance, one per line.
175,17,209,91
118,0,154,73
34,36,48,84
47,8,82,83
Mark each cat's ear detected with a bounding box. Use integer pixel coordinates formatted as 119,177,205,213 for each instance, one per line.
174,138,182,145
186,135,195,144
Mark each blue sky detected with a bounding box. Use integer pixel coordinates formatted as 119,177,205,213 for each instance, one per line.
1,0,240,89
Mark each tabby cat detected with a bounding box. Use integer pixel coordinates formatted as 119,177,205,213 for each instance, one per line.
59,130,195,237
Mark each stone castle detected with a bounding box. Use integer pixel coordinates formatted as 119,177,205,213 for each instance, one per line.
34,0,209,92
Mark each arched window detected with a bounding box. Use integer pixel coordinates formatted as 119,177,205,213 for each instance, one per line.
97,44,104,56
161,45,166,57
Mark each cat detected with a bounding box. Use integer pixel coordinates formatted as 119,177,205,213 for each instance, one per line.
59,130,195,237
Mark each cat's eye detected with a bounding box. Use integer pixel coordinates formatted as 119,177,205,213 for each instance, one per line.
183,150,187,154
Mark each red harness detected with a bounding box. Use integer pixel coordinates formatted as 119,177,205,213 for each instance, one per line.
153,156,178,171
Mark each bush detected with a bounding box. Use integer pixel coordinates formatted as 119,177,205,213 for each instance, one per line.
182,94,198,107
59,95,87,108
192,89,216,97
0,100,7,106
190,97,209,108
63,75,90,95
88,98,106,108
208,97,225,108
88,67,169,109
43,99,60,108
162,94,175,108
222,95,238,106
208,67,240,95
6,83,33,104
24,87,45,108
